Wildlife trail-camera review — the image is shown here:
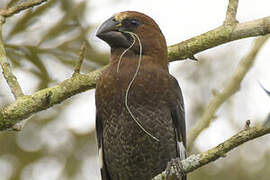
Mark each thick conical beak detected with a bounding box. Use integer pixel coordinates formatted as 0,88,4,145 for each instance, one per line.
96,16,131,48
96,17,120,38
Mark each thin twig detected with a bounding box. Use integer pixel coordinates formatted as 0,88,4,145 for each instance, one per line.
153,123,270,180
224,0,239,25
244,120,251,129
0,16,23,99
259,82,270,96
187,35,270,150
0,0,48,18
73,42,86,76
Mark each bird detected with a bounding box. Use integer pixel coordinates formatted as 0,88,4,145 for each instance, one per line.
95,11,186,180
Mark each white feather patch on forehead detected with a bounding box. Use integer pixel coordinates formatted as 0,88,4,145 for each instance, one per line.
114,12,129,22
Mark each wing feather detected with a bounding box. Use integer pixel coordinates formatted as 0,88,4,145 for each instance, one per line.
96,113,111,180
170,77,187,180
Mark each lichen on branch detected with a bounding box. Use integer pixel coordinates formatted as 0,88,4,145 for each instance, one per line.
153,123,270,180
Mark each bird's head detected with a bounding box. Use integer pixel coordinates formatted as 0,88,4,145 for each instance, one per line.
96,11,168,61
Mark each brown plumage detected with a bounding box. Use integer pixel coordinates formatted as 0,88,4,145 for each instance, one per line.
95,11,186,180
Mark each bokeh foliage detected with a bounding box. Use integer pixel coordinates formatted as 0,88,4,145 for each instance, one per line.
0,0,270,180
3,0,108,89
0,0,105,179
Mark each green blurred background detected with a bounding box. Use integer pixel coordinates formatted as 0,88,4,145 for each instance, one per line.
0,0,270,179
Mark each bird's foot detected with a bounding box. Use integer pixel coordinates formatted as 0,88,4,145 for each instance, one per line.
165,158,185,180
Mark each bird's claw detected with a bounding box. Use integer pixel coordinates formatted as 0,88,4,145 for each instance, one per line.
165,158,185,180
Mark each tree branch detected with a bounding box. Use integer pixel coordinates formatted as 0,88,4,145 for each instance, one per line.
224,0,239,25
153,122,270,180
0,66,106,130
186,35,270,150
168,16,270,61
0,16,23,99
73,42,86,76
0,0,48,18
1,2,270,130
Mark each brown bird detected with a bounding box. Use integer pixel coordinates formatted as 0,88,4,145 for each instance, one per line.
95,11,186,180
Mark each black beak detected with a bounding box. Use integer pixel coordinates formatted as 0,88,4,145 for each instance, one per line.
96,16,132,48
96,17,120,37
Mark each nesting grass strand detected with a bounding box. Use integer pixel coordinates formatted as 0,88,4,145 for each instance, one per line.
118,31,159,142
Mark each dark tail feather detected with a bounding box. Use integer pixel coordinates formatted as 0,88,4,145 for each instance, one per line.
101,168,111,180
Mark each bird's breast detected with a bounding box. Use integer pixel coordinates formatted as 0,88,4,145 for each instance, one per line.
96,63,177,179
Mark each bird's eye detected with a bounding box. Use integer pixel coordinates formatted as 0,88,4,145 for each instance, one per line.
130,19,140,26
